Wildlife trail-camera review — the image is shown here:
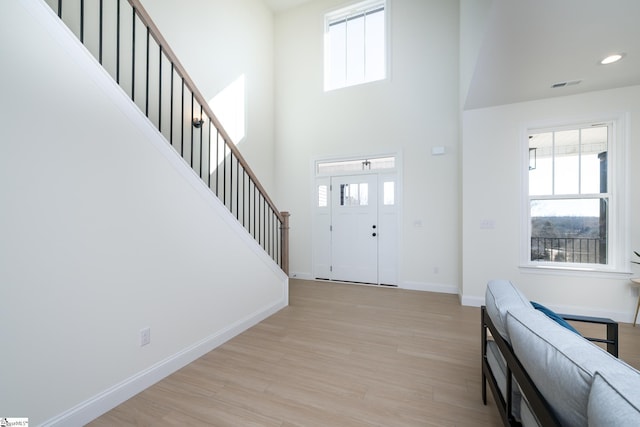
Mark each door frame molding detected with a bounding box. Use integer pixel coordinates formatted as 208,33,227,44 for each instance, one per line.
310,152,402,285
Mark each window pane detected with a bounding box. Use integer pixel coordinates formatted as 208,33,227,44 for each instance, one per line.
318,185,328,207
339,183,368,206
319,159,364,174
346,15,365,85
530,198,607,264
370,156,395,170
529,132,552,196
530,127,609,196
365,9,385,81
554,130,580,195
581,126,608,194
359,183,369,205
580,151,605,194
383,181,394,205
340,184,349,206
329,21,346,89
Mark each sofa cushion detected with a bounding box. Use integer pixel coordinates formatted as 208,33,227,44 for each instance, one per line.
506,307,623,427
531,301,581,335
588,371,640,426
485,279,532,341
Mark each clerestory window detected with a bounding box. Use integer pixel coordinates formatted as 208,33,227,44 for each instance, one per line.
324,0,387,91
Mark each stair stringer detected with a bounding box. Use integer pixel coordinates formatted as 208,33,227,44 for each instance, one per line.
3,1,288,426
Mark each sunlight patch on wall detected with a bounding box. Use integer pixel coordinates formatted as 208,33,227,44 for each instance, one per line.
208,75,246,174
210,74,246,145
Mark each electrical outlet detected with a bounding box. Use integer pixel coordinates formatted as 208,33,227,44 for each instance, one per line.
480,219,495,229
140,327,151,347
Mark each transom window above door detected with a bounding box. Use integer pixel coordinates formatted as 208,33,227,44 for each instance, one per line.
316,155,395,175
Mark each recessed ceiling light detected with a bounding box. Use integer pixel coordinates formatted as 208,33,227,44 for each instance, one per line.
601,54,624,65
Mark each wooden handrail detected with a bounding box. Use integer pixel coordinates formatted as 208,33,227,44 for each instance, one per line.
47,0,288,271
128,0,283,223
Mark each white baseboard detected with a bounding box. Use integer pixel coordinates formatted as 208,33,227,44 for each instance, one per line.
42,298,288,427
289,278,459,295
289,272,314,280
290,276,461,295
461,295,485,307
401,281,459,294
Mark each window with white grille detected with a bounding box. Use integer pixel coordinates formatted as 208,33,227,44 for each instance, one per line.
324,0,387,91
523,116,628,273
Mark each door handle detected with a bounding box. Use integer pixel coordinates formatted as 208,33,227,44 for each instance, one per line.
372,225,377,229
372,232,377,237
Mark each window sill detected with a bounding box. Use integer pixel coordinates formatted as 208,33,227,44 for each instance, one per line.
519,264,633,279
324,76,388,93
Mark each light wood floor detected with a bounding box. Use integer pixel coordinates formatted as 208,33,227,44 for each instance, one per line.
88,279,640,426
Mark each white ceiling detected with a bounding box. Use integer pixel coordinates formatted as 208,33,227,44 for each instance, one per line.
263,0,640,110
263,0,313,12
465,0,640,109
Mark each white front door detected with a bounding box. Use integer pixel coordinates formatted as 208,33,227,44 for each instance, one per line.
330,174,378,284
312,156,399,286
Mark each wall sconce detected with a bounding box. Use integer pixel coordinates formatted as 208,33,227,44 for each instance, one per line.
529,147,537,170
192,117,204,128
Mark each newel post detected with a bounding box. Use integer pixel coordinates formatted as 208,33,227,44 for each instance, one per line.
281,211,290,276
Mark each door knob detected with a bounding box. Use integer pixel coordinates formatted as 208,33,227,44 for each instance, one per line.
372,225,377,229
372,232,377,237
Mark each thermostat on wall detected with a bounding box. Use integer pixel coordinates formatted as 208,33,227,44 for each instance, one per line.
431,146,445,155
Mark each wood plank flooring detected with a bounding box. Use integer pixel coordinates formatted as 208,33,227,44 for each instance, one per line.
88,279,640,426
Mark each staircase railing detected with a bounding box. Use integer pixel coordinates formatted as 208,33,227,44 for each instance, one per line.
45,0,289,273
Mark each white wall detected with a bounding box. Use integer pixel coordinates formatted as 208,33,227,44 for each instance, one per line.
459,0,494,108
0,1,286,425
462,85,640,321
139,0,277,196
274,0,460,292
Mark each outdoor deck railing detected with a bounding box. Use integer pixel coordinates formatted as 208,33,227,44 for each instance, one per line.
531,237,605,264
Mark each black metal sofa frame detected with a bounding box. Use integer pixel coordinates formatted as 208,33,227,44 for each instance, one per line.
481,306,619,426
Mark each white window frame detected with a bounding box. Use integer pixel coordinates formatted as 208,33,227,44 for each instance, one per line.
519,114,630,276
323,0,388,92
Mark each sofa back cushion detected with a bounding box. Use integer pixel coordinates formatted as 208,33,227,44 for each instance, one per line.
530,301,581,335
588,371,640,426
506,308,623,427
485,279,532,341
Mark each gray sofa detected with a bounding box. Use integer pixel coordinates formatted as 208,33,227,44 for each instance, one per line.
481,279,640,426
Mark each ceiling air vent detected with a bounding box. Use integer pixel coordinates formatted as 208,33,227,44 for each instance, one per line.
551,79,582,89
